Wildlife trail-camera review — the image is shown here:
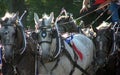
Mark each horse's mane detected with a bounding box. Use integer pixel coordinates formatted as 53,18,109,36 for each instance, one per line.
57,15,69,21
37,13,51,23
42,13,50,19
96,21,112,30
1,12,15,21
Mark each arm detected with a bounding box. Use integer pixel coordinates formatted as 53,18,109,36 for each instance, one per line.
80,0,90,13
98,0,111,10
83,0,90,7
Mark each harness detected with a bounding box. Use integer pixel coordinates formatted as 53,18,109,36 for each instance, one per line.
35,32,90,75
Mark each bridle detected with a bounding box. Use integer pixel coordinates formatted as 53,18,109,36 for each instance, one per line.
38,26,53,45
37,24,62,59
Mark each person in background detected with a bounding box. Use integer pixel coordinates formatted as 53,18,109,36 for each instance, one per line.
80,0,111,27
108,0,120,24
80,0,112,66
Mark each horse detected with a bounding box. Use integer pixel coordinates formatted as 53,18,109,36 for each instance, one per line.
94,21,113,66
0,12,35,75
33,12,96,75
56,8,78,33
93,21,120,75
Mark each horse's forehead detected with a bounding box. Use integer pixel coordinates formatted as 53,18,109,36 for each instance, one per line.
1,26,15,33
44,18,49,25
41,18,51,26
8,26,15,31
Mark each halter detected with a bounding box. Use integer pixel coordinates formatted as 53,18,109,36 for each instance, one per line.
38,26,52,44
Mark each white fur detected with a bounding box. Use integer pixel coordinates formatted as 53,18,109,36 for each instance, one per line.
1,12,14,21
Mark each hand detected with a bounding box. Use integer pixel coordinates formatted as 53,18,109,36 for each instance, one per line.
80,5,88,13
97,5,106,11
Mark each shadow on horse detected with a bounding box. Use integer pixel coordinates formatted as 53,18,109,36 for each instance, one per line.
93,21,120,75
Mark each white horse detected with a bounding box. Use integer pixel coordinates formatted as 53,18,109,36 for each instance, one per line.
33,12,96,75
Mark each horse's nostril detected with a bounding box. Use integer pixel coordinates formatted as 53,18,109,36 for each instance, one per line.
4,31,8,35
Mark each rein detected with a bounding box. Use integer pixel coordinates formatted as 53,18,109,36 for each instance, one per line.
76,3,110,21
90,7,109,25
56,4,110,29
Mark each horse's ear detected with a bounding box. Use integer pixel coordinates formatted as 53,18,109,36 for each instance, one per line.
49,12,54,23
34,13,40,25
12,12,19,22
60,7,67,16
90,25,98,33
107,22,112,31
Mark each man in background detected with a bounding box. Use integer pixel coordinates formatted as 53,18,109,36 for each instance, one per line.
80,0,111,27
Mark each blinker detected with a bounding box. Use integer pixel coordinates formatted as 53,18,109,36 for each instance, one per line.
41,31,47,38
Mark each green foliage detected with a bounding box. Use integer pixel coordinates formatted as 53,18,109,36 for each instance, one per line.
0,0,82,28
0,0,8,17
26,0,82,28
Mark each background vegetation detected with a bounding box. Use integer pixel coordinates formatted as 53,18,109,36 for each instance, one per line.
0,0,82,28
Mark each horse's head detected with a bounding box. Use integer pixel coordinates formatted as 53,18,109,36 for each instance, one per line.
33,12,58,61
56,8,78,33
94,21,113,66
0,12,26,62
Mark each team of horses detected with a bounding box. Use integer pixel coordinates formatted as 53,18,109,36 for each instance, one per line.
0,9,120,75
